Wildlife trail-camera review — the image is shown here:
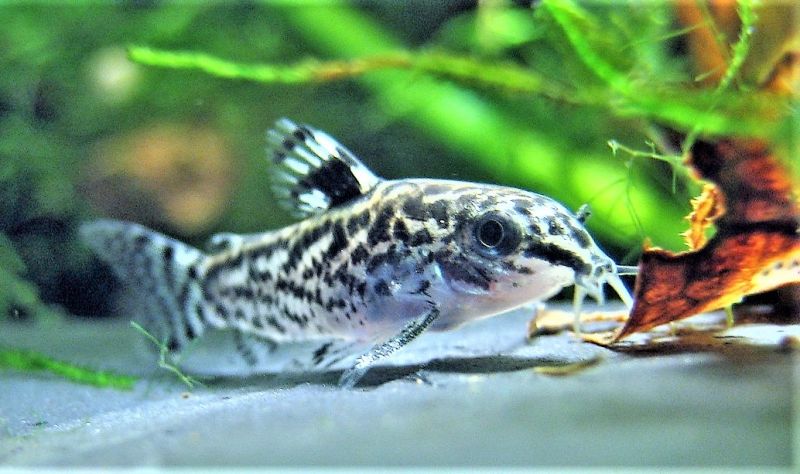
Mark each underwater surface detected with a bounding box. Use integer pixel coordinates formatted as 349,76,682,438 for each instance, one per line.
0,0,797,468
1,306,795,467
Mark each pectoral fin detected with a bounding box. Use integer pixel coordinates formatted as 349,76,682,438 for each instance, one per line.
339,305,440,389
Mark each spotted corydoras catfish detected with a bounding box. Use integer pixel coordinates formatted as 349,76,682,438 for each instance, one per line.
81,118,636,388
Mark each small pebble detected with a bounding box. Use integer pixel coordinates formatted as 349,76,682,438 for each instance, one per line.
777,335,800,353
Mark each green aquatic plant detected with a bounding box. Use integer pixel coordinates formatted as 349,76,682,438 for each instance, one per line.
126,0,779,139
130,321,200,390
126,0,774,142
0,157,72,324
0,234,49,323
126,0,791,256
128,45,776,138
0,346,137,390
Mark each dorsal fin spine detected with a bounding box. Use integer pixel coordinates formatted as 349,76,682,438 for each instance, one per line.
266,118,382,219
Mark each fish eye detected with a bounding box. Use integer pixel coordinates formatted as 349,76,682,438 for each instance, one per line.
472,213,520,257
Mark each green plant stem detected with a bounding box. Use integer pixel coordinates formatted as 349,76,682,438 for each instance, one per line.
129,46,577,101
724,306,735,328
717,0,756,94
130,321,199,389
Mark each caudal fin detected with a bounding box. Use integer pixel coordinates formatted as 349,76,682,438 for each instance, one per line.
80,219,213,351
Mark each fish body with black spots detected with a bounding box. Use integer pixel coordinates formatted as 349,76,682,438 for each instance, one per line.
82,118,634,387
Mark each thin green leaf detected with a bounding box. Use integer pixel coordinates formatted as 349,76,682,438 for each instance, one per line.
0,347,137,390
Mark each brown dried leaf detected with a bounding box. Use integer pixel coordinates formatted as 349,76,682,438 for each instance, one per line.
607,2,799,341
681,183,725,250
615,138,800,341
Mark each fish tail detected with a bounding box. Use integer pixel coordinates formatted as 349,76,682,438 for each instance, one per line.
80,219,217,351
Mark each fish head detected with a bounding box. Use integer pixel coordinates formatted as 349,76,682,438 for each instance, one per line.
401,181,632,327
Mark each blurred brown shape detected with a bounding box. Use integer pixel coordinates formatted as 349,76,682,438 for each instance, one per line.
676,0,799,91
615,138,800,340
675,0,738,86
762,51,800,94
82,124,235,234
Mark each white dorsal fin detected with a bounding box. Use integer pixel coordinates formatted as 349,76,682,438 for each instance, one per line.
266,118,382,218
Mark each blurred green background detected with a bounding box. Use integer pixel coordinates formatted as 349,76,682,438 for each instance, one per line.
0,0,796,321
